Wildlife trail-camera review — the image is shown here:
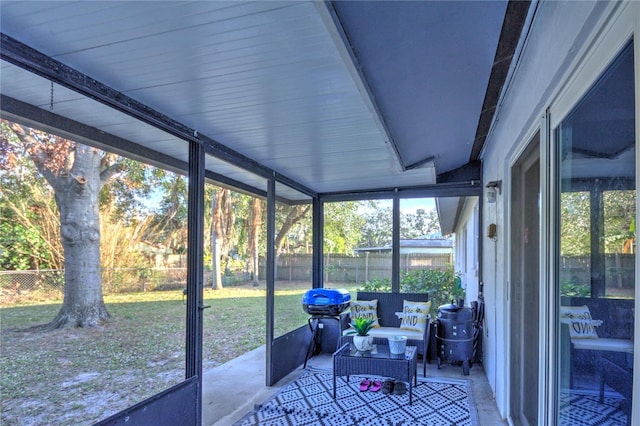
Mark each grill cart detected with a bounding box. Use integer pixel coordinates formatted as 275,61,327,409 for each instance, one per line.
302,288,351,367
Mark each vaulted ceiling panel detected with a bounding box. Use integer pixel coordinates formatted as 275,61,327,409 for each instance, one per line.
1,0,519,201
332,0,508,172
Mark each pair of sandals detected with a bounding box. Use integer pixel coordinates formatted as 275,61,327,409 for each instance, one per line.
358,379,407,395
381,379,407,395
359,379,382,392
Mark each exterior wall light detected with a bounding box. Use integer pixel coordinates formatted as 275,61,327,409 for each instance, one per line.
485,180,502,204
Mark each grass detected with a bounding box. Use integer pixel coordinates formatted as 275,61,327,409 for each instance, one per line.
0,281,359,425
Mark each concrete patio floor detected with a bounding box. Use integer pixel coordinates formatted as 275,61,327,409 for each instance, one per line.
203,346,506,425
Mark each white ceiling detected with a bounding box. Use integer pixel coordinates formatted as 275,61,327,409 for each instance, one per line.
0,1,514,202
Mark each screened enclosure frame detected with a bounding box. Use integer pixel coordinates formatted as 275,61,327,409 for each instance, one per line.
1,29,486,424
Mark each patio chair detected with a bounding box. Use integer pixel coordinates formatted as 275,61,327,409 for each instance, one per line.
560,305,633,405
345,291,431,377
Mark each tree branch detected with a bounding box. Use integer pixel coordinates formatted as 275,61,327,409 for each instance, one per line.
8,123,58,187
100,163,125,185
275,205,311,252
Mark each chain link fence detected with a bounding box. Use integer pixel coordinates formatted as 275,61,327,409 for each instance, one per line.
0,268,253,306
0,269,65,301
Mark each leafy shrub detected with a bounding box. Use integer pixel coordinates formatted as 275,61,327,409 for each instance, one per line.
360,278,391,292
360,267,463,310
560,279,590,297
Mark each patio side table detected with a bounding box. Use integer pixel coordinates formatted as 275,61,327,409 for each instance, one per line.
333,337,418,404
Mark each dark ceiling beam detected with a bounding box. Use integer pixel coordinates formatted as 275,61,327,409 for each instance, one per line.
437,160,481,184
469,0,531,161
0,94,273,199
319,180,481,203
404,156,436,171
0,33,316,199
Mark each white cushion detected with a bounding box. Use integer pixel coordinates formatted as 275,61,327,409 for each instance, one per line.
572,338,633,353
343,326,423,341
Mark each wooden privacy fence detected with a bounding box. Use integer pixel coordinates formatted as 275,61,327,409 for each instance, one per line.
268,252,453,284
560,254,635,289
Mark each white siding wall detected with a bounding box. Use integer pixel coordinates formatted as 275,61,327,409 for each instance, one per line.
480,0,617,417
454,198,479,304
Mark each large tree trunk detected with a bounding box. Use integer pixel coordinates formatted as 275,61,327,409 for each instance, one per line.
248,198,261,286
272,205,310,282
210,193,221,289
49,145,110,328
211,232,223,290
211,188,234,289
8,124,112,329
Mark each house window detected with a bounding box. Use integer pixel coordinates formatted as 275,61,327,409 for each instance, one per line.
555,41,635,425
462,227,468,274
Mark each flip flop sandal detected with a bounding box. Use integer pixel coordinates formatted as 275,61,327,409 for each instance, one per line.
392,381,407,395
359,379,371,391
381,379,395,394
369,380,382,392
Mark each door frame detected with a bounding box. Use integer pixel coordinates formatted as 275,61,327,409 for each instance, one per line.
508,133,540,426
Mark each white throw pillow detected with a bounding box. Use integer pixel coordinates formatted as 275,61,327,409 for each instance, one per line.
400,300,431,333
560,305,599,339
350,299,380,328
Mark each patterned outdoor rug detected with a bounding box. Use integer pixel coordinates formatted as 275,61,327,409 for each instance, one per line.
559,389,628,426
234,369,478,425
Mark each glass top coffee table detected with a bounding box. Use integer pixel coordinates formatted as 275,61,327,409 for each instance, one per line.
332,337,418,404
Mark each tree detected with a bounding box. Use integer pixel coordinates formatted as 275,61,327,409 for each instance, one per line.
560,191,592,256
275,204,311,254
561,189,636,256
603,190,635,254
147,174,188,254
247,197,262,285
359,202,392,248
1,122,125,328
401,208,441,239
323,201,363,253
0,154,63,270
209,188,236,289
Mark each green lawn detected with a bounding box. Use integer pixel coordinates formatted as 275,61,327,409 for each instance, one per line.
0,282,359,425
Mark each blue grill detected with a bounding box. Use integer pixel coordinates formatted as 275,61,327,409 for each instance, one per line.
302,288,351,316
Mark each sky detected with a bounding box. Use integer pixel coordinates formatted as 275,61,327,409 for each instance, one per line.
375,198,437,214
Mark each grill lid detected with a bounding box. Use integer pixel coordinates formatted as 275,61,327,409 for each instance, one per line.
302,288,351,316
302,288,351,306
438,300,473,321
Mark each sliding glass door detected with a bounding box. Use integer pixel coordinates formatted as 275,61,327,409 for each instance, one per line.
555,41,635,425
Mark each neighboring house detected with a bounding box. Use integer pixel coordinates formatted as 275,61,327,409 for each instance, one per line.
355,238,453,255
438,198,480,305
347,238,454,284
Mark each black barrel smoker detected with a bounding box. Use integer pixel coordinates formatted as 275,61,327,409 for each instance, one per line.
435,300,475,375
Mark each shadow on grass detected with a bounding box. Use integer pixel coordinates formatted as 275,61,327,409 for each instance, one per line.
0,284,360,425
